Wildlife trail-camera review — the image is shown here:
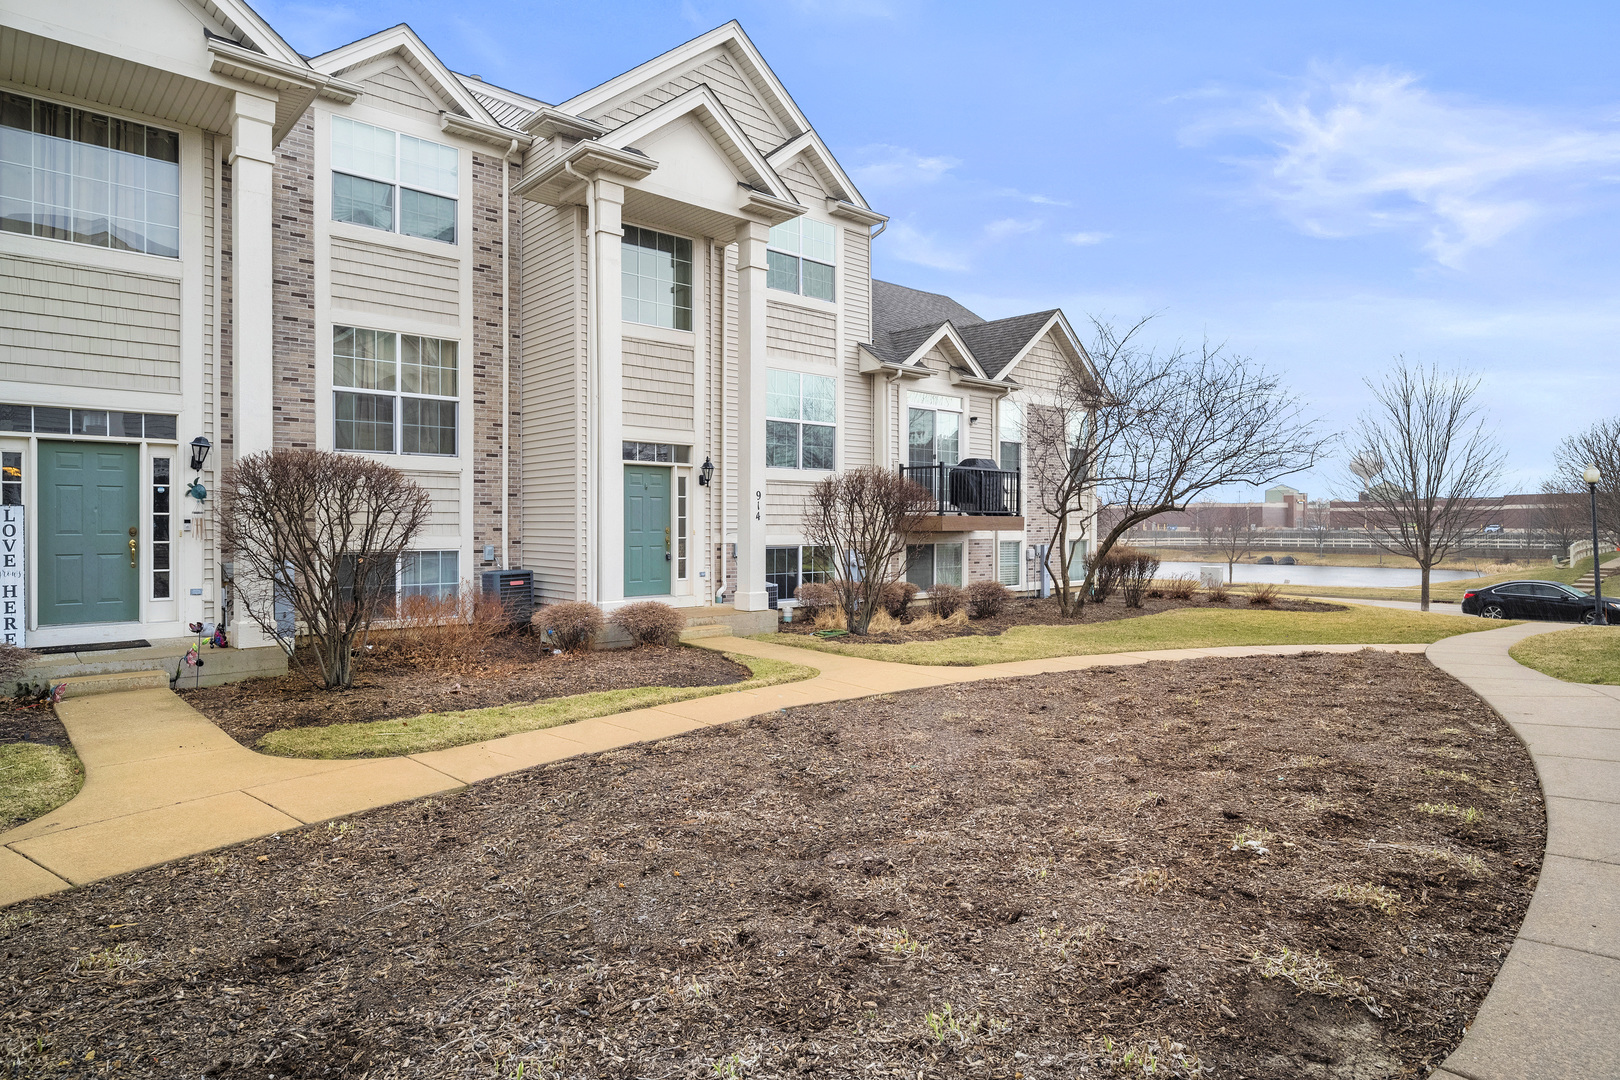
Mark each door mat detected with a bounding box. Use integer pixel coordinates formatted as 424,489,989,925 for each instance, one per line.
32,639,153,655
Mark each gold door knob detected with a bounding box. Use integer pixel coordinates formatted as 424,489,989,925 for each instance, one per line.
129,537,137,567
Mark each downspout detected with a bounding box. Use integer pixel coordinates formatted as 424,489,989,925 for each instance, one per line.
869,220,887,241
716,238,729,605
501,142,514,570
564,158,595,602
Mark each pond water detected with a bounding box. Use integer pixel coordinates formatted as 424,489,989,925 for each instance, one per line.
1158,560,1481,589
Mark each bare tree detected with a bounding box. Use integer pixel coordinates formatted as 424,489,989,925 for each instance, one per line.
1344,362,1506,610
1025,317,1328,615
1554,418,1620,546
1197,503,1260,583
1530,480,1588,556
220,449,431,689
801,467,934,634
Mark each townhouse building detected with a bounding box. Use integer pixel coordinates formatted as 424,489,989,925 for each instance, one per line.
0,1,1094,653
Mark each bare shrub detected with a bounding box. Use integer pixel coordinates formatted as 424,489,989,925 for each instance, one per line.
881,581,920,619
541,602,603,652
930,583,966,619
1247,583,1280,606
1091,549,1125,603
967,581,1011,619
801,467,935,634
1119,549,1161,609
610,602,686,647
1162,574,1199,601
1205,583,1230,603
794,583,837,621
219,449,430,689
387,585,511,671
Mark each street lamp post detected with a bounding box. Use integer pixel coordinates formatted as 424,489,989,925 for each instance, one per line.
1586,465,1607,626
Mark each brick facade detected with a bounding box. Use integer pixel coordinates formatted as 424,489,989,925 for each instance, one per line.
469,150,515,568
270,114,317,449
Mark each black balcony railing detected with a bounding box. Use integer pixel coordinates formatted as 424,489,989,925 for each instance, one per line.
900,460,1022,517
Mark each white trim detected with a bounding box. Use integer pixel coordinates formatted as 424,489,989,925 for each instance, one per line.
603,84,794,204
310,25,502,129
992,310,1093,383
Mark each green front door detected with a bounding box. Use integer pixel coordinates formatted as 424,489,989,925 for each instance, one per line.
624,465,671,597
39,441,141,626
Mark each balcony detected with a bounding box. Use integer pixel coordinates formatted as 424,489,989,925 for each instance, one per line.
900,460,1024,532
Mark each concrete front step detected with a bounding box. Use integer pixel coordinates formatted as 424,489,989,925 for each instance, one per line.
679,625,731,641
20,639,289,691
53,670,170,699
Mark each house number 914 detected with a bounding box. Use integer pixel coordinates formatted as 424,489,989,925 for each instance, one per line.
754,489,762,521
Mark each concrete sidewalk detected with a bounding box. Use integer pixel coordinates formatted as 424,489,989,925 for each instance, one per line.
1428,622,1620,1080
0,637,1426,907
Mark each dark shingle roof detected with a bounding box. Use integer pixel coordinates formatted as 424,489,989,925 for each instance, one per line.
959,310,1058,378
866,279,1057,378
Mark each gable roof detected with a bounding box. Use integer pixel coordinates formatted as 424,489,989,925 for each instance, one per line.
867,280,1083,381
193,0,307,66
603,84,794,203
310,24,502,129
766,130,872,211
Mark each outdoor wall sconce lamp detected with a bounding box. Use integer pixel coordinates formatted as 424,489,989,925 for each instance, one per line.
187,436,212,501
699,456,715,486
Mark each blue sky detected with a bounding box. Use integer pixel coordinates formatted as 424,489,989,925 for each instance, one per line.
259,0,1620,498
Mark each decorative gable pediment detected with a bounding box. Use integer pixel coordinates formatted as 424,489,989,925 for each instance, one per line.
311,25,501,128
605,85,796,207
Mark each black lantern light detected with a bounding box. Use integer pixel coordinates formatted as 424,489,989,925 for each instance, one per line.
189,436,212,472
699,455,715,487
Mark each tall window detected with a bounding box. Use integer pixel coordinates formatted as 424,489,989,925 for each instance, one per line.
998,540,1021,587
152,458,171,599
333,326,458,455
767,217,835,301
906,542,963,590
676,475,689,580
331,116,458,243
0,92,180,256
908,392,963,468
766,370,836,469
767,545,833,602
1,452,20,506
401,550,459,601
622,225,692,330
999,399,1023,474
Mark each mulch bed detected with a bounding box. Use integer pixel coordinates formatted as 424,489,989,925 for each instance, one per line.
180,643,751,748
781,592,1343,643
0,651,1541,1078
0,698,69,748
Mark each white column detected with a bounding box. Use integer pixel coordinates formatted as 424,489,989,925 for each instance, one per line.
591,181,626,607
733,220,770,611
228,90,277,648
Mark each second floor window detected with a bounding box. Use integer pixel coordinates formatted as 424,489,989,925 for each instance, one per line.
767,217,835,301
766,370,836,470
333,326,458,456
0,92,180,257
331,116,458,243
999,399,1023,473
622,225,692,330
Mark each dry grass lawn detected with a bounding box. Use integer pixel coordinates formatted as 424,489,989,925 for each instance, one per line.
1509,626,1620,685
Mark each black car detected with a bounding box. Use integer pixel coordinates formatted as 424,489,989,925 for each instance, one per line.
1461,580,1620,623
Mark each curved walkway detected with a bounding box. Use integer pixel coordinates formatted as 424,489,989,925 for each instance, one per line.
0,637,1427,907
1427,621,1620,1080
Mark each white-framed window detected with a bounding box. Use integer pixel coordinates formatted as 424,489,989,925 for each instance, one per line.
400,550,459,601
908,392,963,469
906,543,963,590
0,91,180,257
766,370,836,470
999,399,1023,474
621,225,693,330
767,545,833,602
333,326,459,456
676,475,689,580
153,457,172,599
998,540,1021,587
767,217,835,301
331,116,458,243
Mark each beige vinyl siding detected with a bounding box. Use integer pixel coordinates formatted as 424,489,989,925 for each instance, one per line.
624,335,696,429
780,159,825,205
0,254,181,393
360,65,441,124
765,301,836,367
841,226,873,467
202,133,219,618
766,479,814,531
1012,332,1067,391
331,236,459,325
723,243,739,528
592,49,787,154
520,201,588,601
404,470,462,537
967,389,996,458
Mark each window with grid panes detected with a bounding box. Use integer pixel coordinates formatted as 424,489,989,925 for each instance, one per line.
621,225,692,330
400,550,459,601
333,326,458,455
331,116,458,243
766,370,836,470
766,217,835,301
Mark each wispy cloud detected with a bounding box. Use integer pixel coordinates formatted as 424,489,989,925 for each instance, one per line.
994,187,1071,207
1065,231,1109,246
886,221,972,272
1185,65,1620,265
849,145,960,189
983,217,1041,241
